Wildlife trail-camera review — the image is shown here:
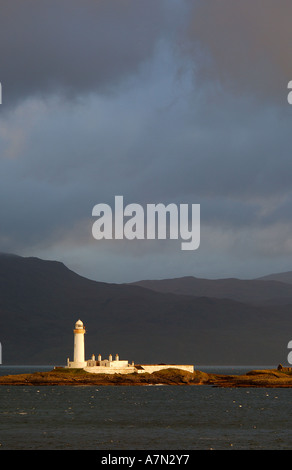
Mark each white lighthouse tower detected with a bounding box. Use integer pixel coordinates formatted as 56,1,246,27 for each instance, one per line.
68,319,87,368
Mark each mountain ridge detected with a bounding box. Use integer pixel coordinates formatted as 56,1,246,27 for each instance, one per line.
128,275,292,303
256,271,292,284
0,253,291,366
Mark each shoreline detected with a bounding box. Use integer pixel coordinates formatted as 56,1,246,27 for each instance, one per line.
0,367,292,387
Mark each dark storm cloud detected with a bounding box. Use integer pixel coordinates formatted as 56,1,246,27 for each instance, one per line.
1,0,292,282
0,0,171,105
184,0,292,102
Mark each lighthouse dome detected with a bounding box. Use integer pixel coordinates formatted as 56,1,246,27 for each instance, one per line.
75,319,84,329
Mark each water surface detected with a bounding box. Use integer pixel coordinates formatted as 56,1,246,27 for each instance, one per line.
0,365,290,450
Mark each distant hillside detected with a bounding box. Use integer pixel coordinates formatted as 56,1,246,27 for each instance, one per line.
0,254,291,366
129,276,292,303
256,271,292,285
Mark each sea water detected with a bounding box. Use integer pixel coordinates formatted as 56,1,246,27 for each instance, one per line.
0,366,291,450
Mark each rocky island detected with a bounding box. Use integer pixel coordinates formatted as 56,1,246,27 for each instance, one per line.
1,366,292,387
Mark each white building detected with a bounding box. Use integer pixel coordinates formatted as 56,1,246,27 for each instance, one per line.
72,319,87,368
66,319,194,375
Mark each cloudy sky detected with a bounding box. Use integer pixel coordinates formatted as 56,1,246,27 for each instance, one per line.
1,0,292,283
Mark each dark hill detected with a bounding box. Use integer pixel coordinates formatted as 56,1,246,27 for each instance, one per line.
129,276,292,303
0,254,291,366
256,271,292,285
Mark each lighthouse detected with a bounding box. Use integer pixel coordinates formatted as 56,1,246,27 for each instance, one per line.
71,319,87,368
64,319,194,374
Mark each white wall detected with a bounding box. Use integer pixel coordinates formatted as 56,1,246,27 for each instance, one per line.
84,364,194,374
137,365,194,374
84,365,136,374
